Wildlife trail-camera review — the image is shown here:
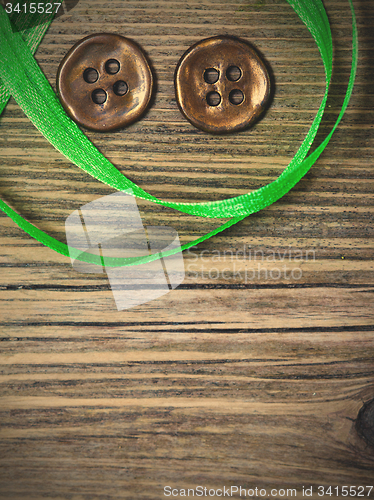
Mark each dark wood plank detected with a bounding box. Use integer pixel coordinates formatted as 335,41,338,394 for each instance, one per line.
1,0,374,498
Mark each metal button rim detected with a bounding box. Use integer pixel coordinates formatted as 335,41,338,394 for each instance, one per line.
174,35,271,134
57,33,153,132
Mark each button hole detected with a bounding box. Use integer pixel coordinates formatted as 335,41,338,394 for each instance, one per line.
229,89,244,105
113,81,128,96
105,59,120,75
206,91,221,107
204,68,219,84
83,68,99,84
226,66,242,82
91,89,107,105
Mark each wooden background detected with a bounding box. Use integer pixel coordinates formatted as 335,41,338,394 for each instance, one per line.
1,0,374,498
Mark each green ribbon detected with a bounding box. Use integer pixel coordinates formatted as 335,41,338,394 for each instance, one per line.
0,0,358,267
0,5,54,114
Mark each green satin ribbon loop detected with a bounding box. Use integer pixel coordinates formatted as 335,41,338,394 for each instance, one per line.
0,0,358,267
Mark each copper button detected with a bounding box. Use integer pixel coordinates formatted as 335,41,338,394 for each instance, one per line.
57,34,153,132
175,36,270,134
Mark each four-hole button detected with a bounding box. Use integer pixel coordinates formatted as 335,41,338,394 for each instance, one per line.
174,35,271,134
57,34,153,132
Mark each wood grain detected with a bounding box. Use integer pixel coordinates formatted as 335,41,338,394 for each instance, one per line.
1,0,374,498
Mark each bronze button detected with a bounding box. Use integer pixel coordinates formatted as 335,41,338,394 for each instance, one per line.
57,34,153,132
175,35,270,134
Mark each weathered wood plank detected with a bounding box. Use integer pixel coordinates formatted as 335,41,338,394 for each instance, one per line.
0,0,373,498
